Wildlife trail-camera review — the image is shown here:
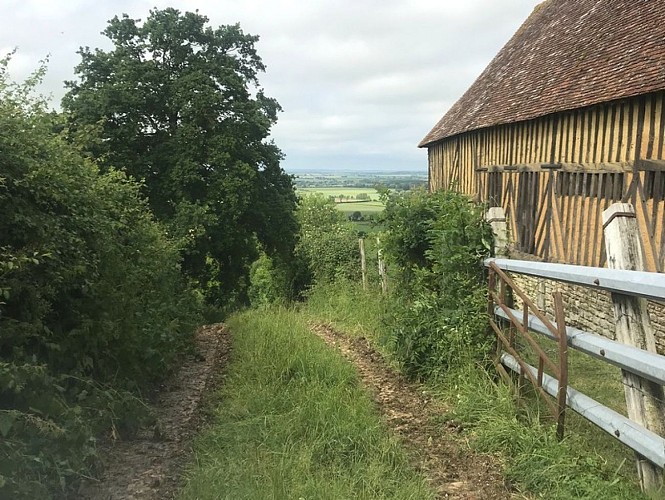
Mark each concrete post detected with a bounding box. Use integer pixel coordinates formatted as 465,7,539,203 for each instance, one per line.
486,206,508,258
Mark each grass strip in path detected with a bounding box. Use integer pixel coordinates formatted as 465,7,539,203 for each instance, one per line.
179,308,434,499
310,323,511,500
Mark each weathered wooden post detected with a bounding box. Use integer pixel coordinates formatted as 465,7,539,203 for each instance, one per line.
485,206,508,258
359,238,367,291
376,237,388,295
602,202,665,492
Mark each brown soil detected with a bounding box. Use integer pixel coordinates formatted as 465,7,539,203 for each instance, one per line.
76,323,230,500
310,322,513,500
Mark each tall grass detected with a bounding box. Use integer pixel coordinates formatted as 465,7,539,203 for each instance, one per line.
439,365,645,499
180,308,433,499
303,280,385,339
304,281,647,499
518,330,640,484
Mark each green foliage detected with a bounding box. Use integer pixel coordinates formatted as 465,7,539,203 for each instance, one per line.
247,251,291,308
296,194,360,287
0,57,199,497
381,189,494,380
380,187,439,277
299,187,644,498
62,8,298,307
181,308,434,499
349,210,363,221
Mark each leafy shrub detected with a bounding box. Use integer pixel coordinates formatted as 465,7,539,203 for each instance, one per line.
296,194,360,287
381,189,493,379
0,59,200,497
248,252,291,307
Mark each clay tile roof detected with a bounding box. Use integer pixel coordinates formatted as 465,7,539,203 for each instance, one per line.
419,0,665,147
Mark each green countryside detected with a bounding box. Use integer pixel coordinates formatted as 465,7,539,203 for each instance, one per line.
0,4,654,500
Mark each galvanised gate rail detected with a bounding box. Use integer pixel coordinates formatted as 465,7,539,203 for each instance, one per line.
485,257,665,469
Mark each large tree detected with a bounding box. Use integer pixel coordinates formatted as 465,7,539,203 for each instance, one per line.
62,8,298,306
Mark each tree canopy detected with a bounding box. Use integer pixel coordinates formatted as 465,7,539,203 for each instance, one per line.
63,8,298,305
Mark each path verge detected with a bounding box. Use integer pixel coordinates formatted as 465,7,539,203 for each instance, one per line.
78,324,230,499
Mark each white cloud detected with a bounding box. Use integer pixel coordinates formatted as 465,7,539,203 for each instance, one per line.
0,0,542,171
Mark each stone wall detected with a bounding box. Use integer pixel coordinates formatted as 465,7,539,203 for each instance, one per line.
510,274,665,354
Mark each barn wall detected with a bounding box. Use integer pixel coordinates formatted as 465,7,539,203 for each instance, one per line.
427,91,665,271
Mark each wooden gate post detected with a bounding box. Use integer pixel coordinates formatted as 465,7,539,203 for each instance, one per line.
486,207,508,258
376,237,388,295
359,238,367,291
602,202,665,492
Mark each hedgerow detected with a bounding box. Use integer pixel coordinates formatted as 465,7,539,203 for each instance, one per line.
0,59,200,497
380,189,494,380
295,194,361,287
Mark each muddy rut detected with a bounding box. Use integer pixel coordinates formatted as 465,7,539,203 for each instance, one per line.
311,322,512,500
75,320,512,499
77,324,230,500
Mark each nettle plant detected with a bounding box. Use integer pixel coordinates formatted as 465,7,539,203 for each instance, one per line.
381,189,494,380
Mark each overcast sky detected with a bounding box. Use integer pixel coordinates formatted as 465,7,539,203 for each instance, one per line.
1,0,541,172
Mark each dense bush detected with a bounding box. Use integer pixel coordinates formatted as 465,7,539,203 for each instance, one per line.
381,189,493,380
0,61,200,497
295,194,360,287
248,251,292,307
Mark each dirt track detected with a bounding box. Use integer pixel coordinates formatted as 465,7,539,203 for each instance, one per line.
77,324,230,500
75,320,513,499
311,322,513,500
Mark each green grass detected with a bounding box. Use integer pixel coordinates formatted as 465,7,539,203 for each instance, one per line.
303,280,647,499
336,201,385,213
440,364,645,500
351,219,385,234
303,280,386,340
516,331,638,486
180,308,434,500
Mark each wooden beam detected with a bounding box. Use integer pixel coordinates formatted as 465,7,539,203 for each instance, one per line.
474,161,635,173
635,159,665,172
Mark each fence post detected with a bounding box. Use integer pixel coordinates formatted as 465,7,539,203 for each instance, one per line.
485,207,518,386
602,202,665,492
377,237,388,295
359,238,367,291
553,292,569,441
486,206,508,258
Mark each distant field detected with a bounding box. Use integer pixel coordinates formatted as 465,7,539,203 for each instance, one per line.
335,201,384,213
298,187,384,214
298,187,381,200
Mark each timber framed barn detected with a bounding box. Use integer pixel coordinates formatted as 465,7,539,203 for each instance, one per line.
420,0,665,273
